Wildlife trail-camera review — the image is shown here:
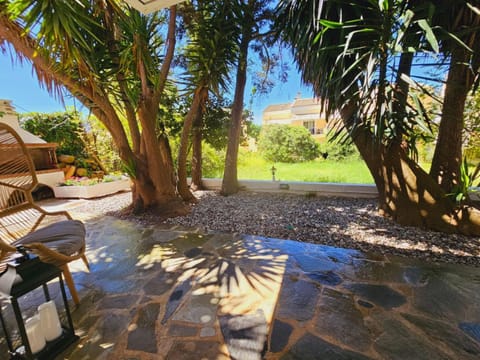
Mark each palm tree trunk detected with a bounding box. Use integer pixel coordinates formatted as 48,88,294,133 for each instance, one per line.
343,105,480,235
178,87,208,201
221,31,250,195
191,106,204,190
430,46,472,192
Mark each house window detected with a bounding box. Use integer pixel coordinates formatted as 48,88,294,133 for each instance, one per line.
303,120,315,134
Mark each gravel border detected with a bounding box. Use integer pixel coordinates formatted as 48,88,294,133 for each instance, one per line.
77,191,480,266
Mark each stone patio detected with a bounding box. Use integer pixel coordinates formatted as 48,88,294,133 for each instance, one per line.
2,210,480,359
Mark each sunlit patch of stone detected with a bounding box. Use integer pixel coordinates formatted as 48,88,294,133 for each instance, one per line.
164,257,189,272
135,245,176,268
181,257,207,270
200,314,211,323
86,246,109,264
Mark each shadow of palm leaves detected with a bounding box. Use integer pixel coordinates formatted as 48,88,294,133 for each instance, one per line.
153,233,288,323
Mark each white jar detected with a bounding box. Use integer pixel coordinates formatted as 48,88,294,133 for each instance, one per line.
38,300,62,341
25,315,46,354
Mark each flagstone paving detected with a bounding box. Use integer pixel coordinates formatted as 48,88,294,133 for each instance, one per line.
2,214,480,359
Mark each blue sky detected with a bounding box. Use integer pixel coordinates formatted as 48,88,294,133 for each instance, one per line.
0,52,313,125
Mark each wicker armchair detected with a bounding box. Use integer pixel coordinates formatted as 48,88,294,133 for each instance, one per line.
0,123,88,305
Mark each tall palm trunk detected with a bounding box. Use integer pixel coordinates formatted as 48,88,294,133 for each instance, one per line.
221,31,250,195
430,46,473,192
191,106,205,190
177,87,208,201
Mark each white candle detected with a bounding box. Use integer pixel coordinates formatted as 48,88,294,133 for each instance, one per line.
38,300,63,341
25,315,46,354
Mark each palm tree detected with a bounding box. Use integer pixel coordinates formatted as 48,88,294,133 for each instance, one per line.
0,0,184,215
176,0,237,201
276,0,480,235
221,0,276,195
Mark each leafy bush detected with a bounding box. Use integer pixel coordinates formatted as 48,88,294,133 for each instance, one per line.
169,138,225,178
320,132,360,161
20,111,87,157
202,143,225,178
258,125,320,163
85,116,123,172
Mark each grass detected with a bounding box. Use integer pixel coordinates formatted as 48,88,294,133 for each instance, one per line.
205,149,477,185
236,151,374,184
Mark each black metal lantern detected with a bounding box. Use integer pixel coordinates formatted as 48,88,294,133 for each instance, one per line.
0,257,78,359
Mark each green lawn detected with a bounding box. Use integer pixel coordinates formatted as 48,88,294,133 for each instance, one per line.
237,152,374,184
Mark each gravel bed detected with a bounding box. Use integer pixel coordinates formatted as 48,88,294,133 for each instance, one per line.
79,191,480,266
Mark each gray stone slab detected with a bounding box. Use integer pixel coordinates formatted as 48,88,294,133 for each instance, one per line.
294,253,339,273
402,266,432,286
171,293,218,325
219,309,268,360
322,246,359,265
127,303,160,353
148,229,182,243
184,246,202,258
93,277,138,294
413,275,471,320
277,279,320,321
350,259,409,283
143,271,177,296
401,313,480,359
162,279,192,324
307,271,343,286
345,283,406,310
95,312,130,343
200,327,216,337
281,332,372,360
314,288,372,352
98,294,138,310
166,340,227,360
270,319,293,353
460,322,480,342
373,317,451,360
168,323,199,337
172,233,212,252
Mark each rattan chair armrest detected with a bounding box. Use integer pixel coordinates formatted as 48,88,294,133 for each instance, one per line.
30,203,72,220
22,242,85,267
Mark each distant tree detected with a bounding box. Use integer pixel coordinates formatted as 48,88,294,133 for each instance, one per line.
244,120,261,144
202,96,231,151
258,124,320,163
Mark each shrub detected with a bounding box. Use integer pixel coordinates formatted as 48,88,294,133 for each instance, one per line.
20,111,87,157
320,132,360,161
201,142,225,178
258,124,320,163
